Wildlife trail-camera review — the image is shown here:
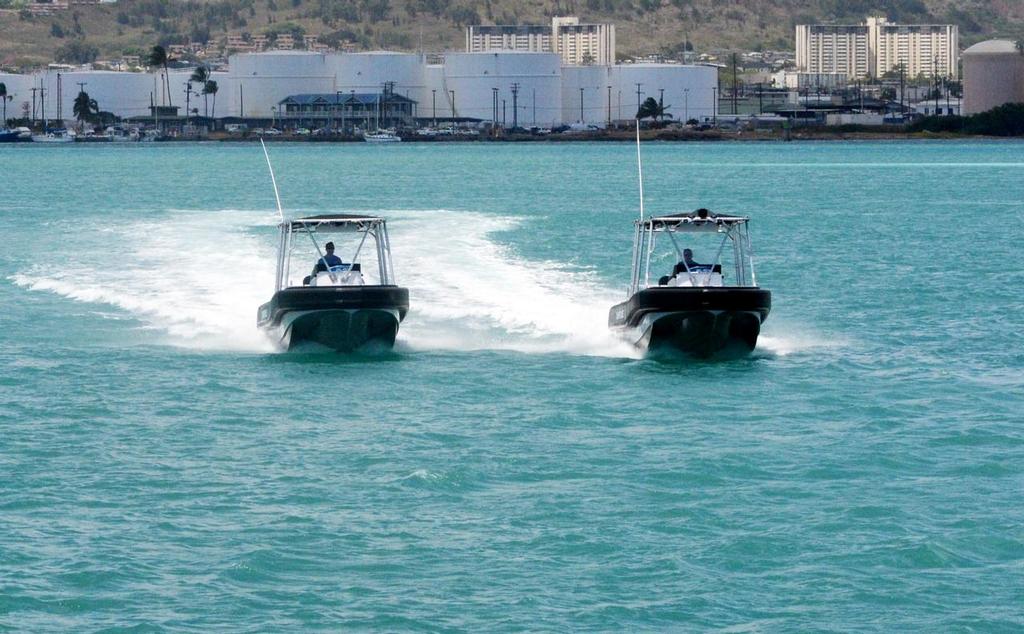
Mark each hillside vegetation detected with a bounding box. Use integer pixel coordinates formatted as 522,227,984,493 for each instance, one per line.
1,0,1022,68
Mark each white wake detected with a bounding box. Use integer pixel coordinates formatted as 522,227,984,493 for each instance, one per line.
11,208,637,357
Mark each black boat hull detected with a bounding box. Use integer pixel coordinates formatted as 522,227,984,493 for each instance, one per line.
258,286,409,352
609,287,771,358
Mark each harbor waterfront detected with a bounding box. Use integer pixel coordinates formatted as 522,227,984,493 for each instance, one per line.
1,141,1023,629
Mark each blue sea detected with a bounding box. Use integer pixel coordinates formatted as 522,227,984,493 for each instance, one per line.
1,140,1023,631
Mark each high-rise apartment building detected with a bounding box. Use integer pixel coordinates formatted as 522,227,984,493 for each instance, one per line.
466,16,616,66
796,16,958,80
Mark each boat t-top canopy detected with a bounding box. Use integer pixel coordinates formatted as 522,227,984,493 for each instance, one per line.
641,208,750,232
285,214,386,232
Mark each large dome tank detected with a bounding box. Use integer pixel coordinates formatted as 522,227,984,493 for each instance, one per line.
437,52,562,126
962,40,1024,115
228,52,333,117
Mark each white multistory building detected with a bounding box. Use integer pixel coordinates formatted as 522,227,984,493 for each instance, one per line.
466,16,615,66
796,16,958,80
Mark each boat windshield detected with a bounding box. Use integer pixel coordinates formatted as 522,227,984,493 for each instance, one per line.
273,216,397,290
628,210,758,294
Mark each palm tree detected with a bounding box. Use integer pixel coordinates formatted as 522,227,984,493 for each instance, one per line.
147,45,173,108
636,97,670,122
73,90,98,123
205,80,218,119
190,65,210,116
0,82,9,126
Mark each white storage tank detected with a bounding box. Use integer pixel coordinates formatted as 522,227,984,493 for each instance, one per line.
561,65,612,125
609,64,718,123
328,52,426,104
228,51,334,118
437,52,562,126
962,40,1024,115
0,73,37,122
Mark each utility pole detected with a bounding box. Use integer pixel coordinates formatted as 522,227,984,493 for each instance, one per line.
757,82,763,115
579,87,584,122
684,88,689,123
658,88,664,122
450,89,456,119
239,83,244,119
933,56,939,115
491,87,498,129
30,87,37,123
607,85,611,126
185,81,192,125
510,82,519,129
635,83,642,118
431,88,436,126
731,52,739,115
57,73,62,122
39,81,45,128
502,99,506,127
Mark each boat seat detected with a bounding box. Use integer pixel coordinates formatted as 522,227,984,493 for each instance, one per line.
668,272,724,287
312,270,365,287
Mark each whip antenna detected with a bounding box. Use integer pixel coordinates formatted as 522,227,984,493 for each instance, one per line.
260,138,285,221
635,119,645,221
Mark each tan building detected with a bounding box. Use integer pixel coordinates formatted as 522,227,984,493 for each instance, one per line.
466,16,615,66
797,16,958,80
962,40,1024,115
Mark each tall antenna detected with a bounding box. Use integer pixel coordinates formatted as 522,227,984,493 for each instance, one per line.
260,138,284,221
635,118,645,221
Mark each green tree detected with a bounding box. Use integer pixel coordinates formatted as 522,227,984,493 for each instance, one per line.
0,82,10,126
636,96,671,121
191,65,210,115
204,79,218,118
147,45,174,107
73,90,98,123
55,40,99,64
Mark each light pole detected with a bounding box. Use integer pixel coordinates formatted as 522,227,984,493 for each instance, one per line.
432,88,436,127
579,87,584,122
491,87,498,129
449,89,456,119
606,85,611,126
510,83,519,129
684,88,689,123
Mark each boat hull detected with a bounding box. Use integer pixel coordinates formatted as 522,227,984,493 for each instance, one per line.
258,286,409,352
609,287,771,358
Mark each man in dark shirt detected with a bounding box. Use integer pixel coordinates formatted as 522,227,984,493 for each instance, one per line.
313,241,345,275
672,248,704,276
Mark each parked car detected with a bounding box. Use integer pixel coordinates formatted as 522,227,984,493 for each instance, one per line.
263,127,282,136
293,127,311,136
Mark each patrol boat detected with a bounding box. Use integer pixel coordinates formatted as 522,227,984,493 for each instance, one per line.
607,208,771,358
607,123,770,357
257,214,410,352
254,140,408,352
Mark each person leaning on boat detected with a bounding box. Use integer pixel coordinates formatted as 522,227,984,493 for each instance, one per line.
303,241,346,285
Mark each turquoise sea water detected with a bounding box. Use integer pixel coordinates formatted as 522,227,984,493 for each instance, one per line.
1,141,1023,630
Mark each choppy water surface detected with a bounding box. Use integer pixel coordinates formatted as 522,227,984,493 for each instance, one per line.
2,141,1023,630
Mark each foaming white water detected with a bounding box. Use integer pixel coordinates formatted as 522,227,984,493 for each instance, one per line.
388,210,638,358
12,209,279,352
756,322,847,357
12,207,637,357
